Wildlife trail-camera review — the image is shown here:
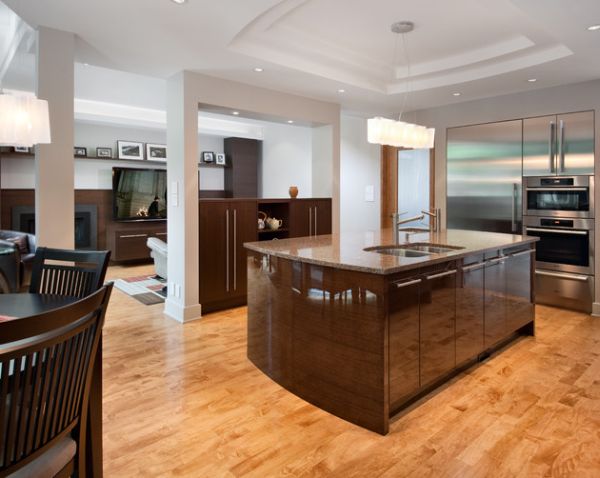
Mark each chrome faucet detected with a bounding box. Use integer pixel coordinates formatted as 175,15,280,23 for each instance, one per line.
421,208,441,233
392,212,425,244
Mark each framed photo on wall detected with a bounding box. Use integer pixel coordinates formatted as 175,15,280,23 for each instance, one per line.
202,151,215,163
13,146,30,153
215,153,226,165
146,143,167,161
117,141,144,160
96,147,112,158
74,147,87,157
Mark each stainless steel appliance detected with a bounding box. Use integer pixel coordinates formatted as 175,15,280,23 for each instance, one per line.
523,216,594,312
524,176,594,218
523,111,594,177
447,119,522,233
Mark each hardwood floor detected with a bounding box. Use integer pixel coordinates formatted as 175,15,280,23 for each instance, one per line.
104,264,600,477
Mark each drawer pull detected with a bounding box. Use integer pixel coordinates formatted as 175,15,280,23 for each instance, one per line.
485,257,506,266
119,234,148,239
426,270,457,280
535,270,590,282
462,262,485,272
509,249,534,258
155,232,167,236
393,278,422,288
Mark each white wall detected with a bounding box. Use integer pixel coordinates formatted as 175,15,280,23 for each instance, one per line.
340,115,380,232
312,124,333,197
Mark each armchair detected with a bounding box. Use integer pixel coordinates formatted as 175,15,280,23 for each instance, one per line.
0,230,36,291
147,236,167,280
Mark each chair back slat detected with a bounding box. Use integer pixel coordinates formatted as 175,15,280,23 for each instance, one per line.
29,248,111,298
0,284,112,475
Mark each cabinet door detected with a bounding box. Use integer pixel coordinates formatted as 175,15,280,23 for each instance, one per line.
420,267,457,387
199,201,230,304
523,115,557,176
230,200,258,299
557,111,594,175
505,249,534,333
314,199,332,236
456,262,485,364
114,231,151,261
484,257,507,347
289,200,313,238
388,275,421,410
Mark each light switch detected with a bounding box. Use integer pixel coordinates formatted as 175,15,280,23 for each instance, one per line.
365,185,374,202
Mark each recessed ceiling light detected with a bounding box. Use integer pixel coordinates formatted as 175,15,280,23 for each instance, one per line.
587,24,600,31
338,89,345,93
528,78,537,83
253,67,264,72
287,120,294,124
170,0,187,4
232,111,239,116
453,92,461,96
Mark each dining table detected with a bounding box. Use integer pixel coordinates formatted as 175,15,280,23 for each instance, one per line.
0,293,104,477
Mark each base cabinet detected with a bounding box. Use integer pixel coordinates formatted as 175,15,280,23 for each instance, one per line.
109,223,167,262
456,256,485,364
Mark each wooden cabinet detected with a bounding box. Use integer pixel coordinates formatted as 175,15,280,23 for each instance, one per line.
456,256,485,364
109,222,167,262
199,200,257,312
289,199,332,238
484,253,507,348
419,264,457,387
224,138,260,198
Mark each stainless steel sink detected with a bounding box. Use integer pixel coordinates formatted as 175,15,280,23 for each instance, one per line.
364,246,431,257
397,227,429,233
403,243,465,254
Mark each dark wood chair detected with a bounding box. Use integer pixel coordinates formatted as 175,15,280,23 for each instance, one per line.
29,248,111,299
0,284,113,477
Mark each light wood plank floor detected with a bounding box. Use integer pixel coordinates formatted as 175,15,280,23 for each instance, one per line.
104,265,600,477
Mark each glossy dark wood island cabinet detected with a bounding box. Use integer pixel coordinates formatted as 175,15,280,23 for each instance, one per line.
246,231,536,435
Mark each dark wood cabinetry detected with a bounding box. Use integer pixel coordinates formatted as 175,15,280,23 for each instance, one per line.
224,138,260,198
199,199,257,312
456,255,485,364
289,199,332,237
107,222,166,262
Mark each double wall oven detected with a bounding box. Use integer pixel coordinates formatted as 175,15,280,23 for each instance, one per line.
523,176,594,312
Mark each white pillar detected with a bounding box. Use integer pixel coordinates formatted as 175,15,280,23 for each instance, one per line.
164,71,201,322
34,27,74,248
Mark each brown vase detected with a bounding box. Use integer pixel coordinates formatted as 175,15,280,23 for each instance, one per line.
288,186,298,199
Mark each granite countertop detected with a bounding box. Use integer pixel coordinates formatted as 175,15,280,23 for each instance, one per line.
244,229,538,275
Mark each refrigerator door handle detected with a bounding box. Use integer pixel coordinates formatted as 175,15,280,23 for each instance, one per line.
511,183,518,232
549,121,556,173
558,119,565,173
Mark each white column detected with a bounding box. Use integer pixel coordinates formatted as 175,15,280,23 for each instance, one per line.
34,27,75,248
164,71,201,322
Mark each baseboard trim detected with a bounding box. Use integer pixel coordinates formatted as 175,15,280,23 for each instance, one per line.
592,302,600,317
163,299,202,323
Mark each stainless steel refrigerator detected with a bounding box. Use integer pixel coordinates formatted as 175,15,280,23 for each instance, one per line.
447,120,523,233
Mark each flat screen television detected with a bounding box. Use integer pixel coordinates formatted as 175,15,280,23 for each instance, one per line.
112,167,167,221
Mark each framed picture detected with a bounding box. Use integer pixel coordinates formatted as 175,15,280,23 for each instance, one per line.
202,151,215,163
215,153,226,165
96,147,112,158
146,143,167,161
74,147,87,158
13,146,30,153
117,141,144,160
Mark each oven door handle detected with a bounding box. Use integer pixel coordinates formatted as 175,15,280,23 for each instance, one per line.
535,270,590,282
525,187,588,192
525,227,588,236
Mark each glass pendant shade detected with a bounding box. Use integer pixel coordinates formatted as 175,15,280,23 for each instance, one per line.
0,93,51,147
367,117,435,149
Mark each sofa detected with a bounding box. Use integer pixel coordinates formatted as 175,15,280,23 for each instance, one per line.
147,237,167,280
0,230,36,292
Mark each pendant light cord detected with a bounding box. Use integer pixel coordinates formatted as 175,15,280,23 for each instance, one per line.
398,32,411,121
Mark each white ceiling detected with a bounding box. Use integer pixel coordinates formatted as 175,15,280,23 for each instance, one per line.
2,0,600,115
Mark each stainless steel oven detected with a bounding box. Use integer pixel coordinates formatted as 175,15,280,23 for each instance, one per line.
524,176,594,218
523,216,594,312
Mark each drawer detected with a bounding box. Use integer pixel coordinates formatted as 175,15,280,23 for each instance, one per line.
114,231,152,261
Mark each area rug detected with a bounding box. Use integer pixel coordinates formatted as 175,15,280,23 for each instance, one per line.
114,275,167,305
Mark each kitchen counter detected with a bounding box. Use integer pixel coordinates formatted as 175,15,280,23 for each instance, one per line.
245,229,537,434
244,228,537,274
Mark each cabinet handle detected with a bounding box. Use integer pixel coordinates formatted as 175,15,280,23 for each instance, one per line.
549,121,556,173
119,234,147,239
233,209,237,291
559,119,565,173
226,209,230,292
509,249,534,258
535,270,590,282
309,207,312,236
462,262,485,272
393,278,422,288
314,207,318,235
155,232,167,237
526,227,587,236
485,257,506,267
425,270,457,280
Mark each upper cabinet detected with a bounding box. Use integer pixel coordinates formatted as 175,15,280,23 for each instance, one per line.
523,111,594,176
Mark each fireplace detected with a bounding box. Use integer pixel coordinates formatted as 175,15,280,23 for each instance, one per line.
12,205,98,250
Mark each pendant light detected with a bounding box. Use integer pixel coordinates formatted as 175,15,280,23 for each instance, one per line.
367,21,435,149
0,91,51,147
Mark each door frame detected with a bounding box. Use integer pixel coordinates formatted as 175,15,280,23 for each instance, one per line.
380,146,435,229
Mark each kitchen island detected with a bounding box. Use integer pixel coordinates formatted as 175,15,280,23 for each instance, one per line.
244,229,537,434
